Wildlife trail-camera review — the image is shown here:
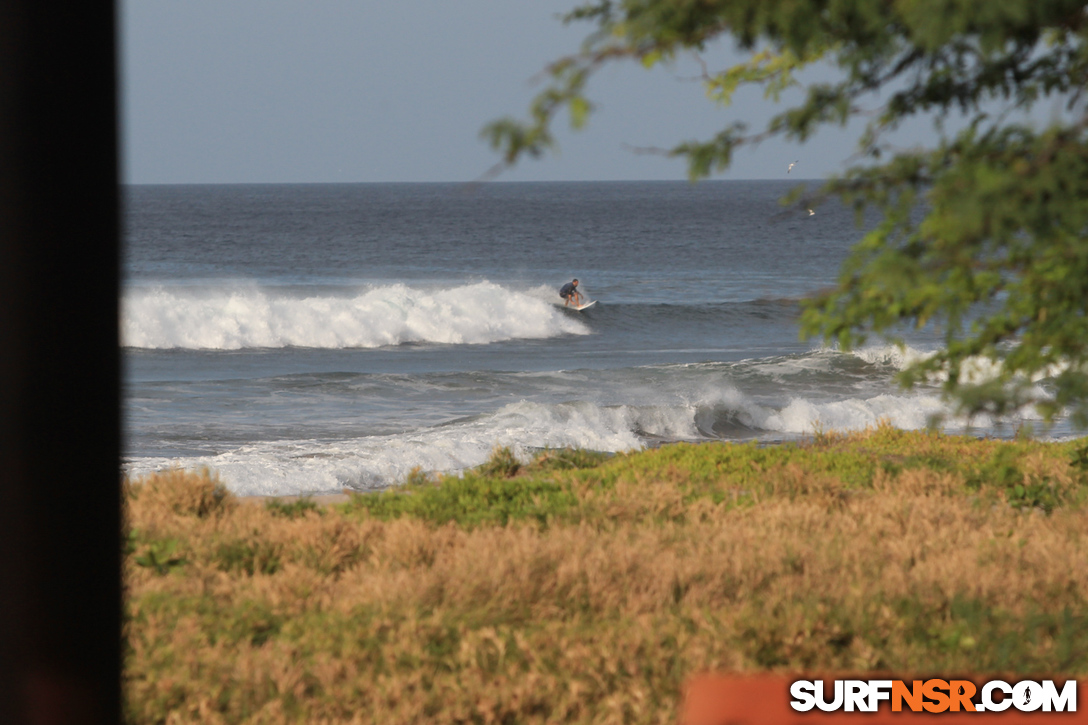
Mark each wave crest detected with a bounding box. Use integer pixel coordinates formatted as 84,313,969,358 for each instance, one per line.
850,344,934,369
122,282,588,349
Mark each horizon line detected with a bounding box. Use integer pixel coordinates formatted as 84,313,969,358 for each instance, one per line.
122,177,820,187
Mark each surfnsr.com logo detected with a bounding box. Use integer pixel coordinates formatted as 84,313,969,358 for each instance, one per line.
790,679,1077,713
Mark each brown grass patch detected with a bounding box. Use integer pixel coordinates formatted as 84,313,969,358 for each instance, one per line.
124,432,1088,723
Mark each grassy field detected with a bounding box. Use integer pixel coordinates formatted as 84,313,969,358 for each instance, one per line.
124,425,1088,723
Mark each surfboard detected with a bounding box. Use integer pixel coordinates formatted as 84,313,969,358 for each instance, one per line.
556,300,597,312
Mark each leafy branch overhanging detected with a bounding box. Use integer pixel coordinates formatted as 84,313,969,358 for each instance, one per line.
484,0,1088,427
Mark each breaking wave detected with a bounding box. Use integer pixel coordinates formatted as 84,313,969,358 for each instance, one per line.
125,383,1042,497
123,343,1063,496
122,282,588,349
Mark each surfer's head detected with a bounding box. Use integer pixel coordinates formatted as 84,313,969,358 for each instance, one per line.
572,279,579,286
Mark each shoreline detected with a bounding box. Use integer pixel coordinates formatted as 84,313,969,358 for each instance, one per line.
207,432,1071,503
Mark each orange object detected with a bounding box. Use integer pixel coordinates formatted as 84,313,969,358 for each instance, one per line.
681,675,1087,724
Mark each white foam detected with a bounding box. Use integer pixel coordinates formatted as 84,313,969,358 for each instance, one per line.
123,392,727,496
764,394,949,432
681,384,953,434
123,363,1063,496
118,386,908,495
122,282,588,349
124,399,656,496
850,343,935,370
125,382,1061,496
849,342,1069,384
849,344,1066,415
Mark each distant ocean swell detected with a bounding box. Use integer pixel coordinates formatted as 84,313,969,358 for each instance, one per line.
122,281,588,349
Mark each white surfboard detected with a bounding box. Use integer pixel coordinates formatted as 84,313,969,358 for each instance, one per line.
556,300,597,312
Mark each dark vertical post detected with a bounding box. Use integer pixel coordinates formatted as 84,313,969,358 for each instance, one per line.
0,1,121,724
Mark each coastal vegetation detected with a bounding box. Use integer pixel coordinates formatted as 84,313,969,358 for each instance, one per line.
125,426,1088,723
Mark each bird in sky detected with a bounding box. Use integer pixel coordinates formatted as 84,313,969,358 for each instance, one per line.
807,208,815,216
787,160,799,174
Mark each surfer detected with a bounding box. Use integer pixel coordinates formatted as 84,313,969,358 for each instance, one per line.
559,278,583,307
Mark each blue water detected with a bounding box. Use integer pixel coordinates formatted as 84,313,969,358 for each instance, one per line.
122,181,1052,496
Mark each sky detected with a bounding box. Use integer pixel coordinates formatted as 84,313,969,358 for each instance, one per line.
121,0,930,185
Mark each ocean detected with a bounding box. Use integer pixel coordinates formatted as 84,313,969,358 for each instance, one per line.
122,181,1058,496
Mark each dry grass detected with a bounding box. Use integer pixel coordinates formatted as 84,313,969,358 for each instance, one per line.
124,429,1088,724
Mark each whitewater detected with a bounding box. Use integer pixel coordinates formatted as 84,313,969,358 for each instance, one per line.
123,182,1071,496
124,341,1048,497
123,282,587,349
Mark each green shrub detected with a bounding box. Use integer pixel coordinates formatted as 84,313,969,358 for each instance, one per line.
265,497,322,519
134,538,187,575
476,446,521,478
529,447,610,472
344,473,577,527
